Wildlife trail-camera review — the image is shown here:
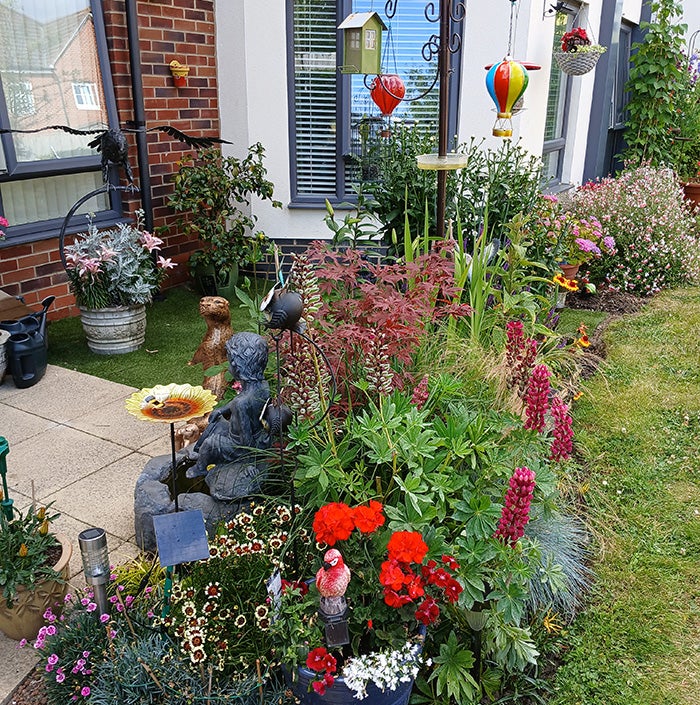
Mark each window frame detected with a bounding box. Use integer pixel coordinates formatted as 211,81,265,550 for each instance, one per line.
287,0,463,207
0,0,122,248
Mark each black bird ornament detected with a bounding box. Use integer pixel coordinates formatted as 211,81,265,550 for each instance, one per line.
260,285,305,334
0,123,230,186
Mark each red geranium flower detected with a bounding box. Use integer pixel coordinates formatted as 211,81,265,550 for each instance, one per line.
442,554,459,571
306,647,331,672
383,588,412,608
323,653,337,673
443,577,464,604
313,503,355,546
379,559,411,592
312,680,327,695
387,531,429,564
405,574,426,599
352,500,385,534
415,596,440,625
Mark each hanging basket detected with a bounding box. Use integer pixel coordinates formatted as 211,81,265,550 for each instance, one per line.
553,47,605,76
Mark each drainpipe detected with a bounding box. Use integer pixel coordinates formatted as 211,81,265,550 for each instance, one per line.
125,0,153,232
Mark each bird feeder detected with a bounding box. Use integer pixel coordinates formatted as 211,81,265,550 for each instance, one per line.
338,12,387,75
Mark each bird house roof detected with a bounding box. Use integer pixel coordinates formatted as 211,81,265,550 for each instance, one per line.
337,12,387,31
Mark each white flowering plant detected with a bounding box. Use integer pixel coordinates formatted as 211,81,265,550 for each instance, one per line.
156,501,300,675
64,209,176,309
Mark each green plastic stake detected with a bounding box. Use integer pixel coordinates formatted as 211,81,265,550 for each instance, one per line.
0,437,14,520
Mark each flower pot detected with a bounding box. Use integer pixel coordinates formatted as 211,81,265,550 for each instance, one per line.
0,533,72,641
293,666,414,705
79,304,147,355
553,49,604,76
559,263,580,281
682,181,700,209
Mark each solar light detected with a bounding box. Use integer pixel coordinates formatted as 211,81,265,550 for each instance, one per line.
78,527,110,617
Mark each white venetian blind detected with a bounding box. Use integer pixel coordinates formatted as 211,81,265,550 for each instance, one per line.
292,0,339,197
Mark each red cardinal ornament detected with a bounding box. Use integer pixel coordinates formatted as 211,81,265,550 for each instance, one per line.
316,548,351,598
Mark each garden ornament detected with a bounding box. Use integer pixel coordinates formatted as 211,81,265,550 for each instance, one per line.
187,332,273,478
0,124,230,186
369,74,406,116
316,547,351,647
485,57,529,137
188,296,234,400
260,286,305,333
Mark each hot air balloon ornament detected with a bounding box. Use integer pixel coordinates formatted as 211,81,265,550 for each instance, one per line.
369,74,406,117
485,57,529,138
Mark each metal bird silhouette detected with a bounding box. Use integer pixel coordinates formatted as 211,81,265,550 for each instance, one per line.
0,123,231,185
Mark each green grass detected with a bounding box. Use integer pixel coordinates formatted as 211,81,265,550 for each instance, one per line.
550,287,700,705
556,307,607,336
46,284,262,390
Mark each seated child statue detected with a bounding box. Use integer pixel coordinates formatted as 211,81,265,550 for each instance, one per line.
187,332,270,479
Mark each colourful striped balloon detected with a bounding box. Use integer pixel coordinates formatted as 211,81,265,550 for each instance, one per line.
485,58,529,137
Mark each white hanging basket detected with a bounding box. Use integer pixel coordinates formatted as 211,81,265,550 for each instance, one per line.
553,47,606,76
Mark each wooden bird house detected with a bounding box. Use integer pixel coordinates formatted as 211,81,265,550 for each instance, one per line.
338,12,387,75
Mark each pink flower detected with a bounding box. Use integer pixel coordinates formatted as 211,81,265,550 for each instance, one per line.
549,395,574,461
411,374,429,408
140,231,163,252
99,613,110,623
523,364,551,432
494,467,536,545
81,686,91,697
55,671,65,684
157,255,176,269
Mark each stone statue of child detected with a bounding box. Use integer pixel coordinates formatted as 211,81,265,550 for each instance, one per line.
186,332,270,479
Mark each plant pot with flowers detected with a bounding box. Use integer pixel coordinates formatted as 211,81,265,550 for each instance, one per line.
554,27,606,76
63,210,176,354
0,500,71,641
270,501,462,705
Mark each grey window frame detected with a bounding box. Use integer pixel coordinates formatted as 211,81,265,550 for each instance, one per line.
0,0,122,248
286,0,462,207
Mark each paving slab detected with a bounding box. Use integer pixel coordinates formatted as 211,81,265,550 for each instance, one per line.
0,405,58,447
0,633,38,698
46,452,151,543
65,397,165,451
5,425,131,499
0,365,136,423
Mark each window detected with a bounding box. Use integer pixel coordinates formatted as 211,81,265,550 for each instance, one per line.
0,0,120,245
289,0,462,203
542,10,574,186
72,82,100,110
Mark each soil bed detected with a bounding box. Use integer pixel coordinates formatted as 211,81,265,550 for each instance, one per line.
566,288,644,315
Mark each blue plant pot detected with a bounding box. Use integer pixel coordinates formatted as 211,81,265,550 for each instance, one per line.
292,666,414,705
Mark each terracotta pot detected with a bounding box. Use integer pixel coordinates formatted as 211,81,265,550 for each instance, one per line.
0,533,72,641
559,263,580,280
682,181,700,209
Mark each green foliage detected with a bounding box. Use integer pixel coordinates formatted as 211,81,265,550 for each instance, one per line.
165,145,281,272
0,502,60,607
323,188,383,248
623,0,687,167
667,53,700,180
428,631,479,702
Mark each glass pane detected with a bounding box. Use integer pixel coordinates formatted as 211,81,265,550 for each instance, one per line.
292,0,338,196
543,12,569,142
542,149,561,183
1,171,106,225
0,0,108,162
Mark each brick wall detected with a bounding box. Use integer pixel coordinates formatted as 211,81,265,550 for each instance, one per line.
0,0,219,320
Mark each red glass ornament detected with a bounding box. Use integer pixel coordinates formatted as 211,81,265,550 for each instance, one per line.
370,74,405,116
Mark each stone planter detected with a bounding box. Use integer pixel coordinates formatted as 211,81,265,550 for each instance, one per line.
79,304,147,355
0,533,72,641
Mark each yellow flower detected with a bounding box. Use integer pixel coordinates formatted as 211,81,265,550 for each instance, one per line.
572,391,584,401
576,335,591,348
125,384,217,423
543,609,564,635
37,506,46,520
39,519,49,535
553,274,579,292
18,543,28,557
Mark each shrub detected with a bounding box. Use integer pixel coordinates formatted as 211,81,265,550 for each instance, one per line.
565,165,700,295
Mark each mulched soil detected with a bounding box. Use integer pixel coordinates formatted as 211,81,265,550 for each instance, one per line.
566,288,645,315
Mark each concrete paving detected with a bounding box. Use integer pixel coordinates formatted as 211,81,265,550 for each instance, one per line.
0,364,171,701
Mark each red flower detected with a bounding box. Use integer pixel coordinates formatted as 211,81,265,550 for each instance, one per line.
312,680,327,695
367,619,373,630
323,653,337,673
323,673,335,687
379,559,411,592
405,574,426,599
306,647,332,673
443,577,463,604
387,531,429,564
281,579,309,595
415,596,440,625
383,588,412,608
441,555,459,571
427,567,451,589
313,503,355,546
352,500,385,534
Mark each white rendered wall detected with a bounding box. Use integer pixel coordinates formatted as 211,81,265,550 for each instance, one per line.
216,0,642,241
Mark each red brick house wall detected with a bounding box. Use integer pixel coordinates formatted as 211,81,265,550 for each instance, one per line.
0,0,219,320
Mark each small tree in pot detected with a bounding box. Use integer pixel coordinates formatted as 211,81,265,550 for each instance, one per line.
166,145,281,298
